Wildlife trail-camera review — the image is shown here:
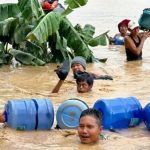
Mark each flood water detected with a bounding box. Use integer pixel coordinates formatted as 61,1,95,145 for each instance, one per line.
0,0,150,149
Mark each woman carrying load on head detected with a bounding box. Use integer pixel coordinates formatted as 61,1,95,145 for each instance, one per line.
124,20,150,61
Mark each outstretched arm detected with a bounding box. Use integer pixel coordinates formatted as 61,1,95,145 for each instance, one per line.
51,60,70,93
51,80,64,93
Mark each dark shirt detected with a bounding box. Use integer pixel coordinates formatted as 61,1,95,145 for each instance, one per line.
125,35,142,61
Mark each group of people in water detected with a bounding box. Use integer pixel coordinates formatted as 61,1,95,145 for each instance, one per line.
53,19,150,144
109,19,150,61
0,19,150,145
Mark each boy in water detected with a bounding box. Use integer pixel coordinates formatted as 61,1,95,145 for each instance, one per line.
75,71,94,93
71,56,113,80
52,59,94,93
78,108,102,144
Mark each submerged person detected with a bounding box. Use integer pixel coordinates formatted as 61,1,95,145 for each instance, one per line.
0,73,94,124
109,19,130,45
78,108,102,144
124,20,150,61
75,71,94,93
71,56,113,80
52,61,94,93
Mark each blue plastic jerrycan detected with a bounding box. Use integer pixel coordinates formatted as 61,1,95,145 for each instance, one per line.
56,98,89,129
5,98,54,130
143,103,150,131
93,96,142,129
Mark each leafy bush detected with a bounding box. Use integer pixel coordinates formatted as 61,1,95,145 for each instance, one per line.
0,0,108,65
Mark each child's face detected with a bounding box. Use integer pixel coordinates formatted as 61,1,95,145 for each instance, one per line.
71,63,85,74
78,115,101,144
77,81,92,93
119,25,128,34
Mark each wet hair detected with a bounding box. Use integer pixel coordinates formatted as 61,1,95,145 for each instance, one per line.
79,108,102,127
75,71,94,87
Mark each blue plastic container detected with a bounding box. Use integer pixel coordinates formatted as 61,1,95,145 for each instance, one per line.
93,97,142,129
5,98,54,130
114,36,124,45
143,103,150,131
56,98,89,129
139,8,150,30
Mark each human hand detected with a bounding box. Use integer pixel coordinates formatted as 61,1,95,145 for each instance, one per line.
142,31,150,40
54,60,70,80
0,113,5,123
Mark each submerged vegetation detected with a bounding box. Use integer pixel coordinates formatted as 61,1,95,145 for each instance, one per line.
0,0,108,66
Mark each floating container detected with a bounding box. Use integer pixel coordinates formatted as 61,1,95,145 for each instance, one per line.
56,98,89,129
143,103,150,131
93,97,142,129
4,98,54,130
139,8,150,30
114,36,124,45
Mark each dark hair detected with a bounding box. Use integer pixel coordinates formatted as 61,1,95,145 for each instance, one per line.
79,108,102,127
118,19,130,31
75,71,94,87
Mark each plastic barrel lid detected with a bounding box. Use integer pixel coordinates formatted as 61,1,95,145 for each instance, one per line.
56,98,89,129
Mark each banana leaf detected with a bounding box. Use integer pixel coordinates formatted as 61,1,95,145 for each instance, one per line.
25,41,44,57
75,24,95,42
9,49,45,66
0,3,20,21
65,0,88,9
88,31,109,46
18,0,45,21
27,12,61,43
59,18,94,61
55,31,73,61
62,0,88,16
14,24,34,44
0,18,17,36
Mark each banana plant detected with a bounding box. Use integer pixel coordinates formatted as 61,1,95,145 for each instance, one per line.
0,0,108,65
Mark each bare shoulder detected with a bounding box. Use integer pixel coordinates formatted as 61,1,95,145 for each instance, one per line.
124,35,131,41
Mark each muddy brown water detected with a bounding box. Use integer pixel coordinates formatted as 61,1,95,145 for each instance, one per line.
0,0,150,149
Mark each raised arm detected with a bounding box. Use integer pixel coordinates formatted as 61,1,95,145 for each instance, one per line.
125,31,150,55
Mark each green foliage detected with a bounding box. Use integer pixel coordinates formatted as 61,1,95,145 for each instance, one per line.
0,0,108,66
88,31,109,46
65,0,88,9
59,18,93,61
0,3,20,21
9,49,45,65
27,12,61,43
18,0,45,21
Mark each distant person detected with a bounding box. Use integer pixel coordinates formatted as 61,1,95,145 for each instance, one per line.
124,20,150,61
71,56,113,80
109,19,130,45
78,108,102,144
